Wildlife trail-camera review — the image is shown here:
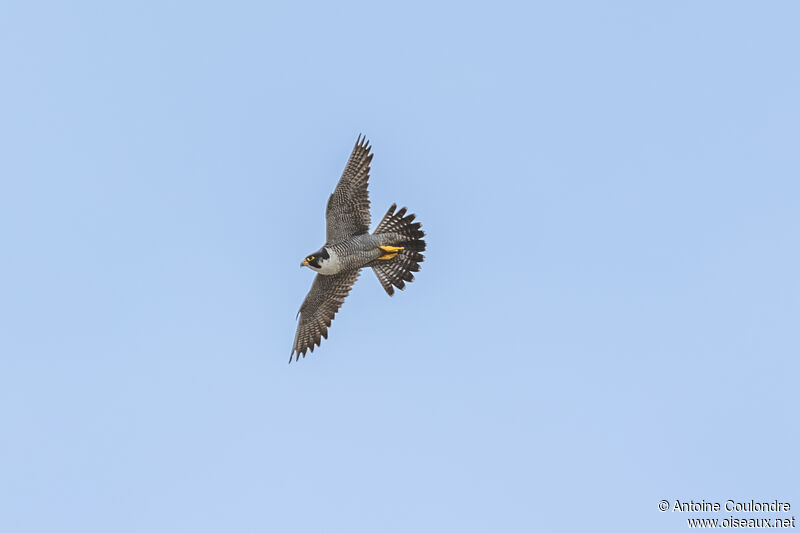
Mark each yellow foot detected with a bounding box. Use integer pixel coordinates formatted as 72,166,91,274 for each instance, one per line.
377,245,403,260
379,245,405,253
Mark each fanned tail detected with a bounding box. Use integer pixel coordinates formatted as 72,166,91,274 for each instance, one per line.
371,204,426,296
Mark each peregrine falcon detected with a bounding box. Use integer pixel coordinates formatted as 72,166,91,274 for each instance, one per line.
290,135,426,361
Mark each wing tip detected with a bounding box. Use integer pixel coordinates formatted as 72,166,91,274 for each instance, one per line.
289,347,308,363
355,133,371,151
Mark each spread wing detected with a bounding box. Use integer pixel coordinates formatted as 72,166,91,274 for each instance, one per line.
326,135,373,244
290,270,361,361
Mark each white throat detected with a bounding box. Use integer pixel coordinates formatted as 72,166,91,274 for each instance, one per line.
311,248,341,275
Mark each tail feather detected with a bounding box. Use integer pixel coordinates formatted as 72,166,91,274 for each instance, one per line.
371,204,425,296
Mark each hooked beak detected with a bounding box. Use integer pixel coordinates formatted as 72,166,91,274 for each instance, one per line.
301,259,309,267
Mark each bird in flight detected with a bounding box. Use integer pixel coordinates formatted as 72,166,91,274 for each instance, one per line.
290,135,426,362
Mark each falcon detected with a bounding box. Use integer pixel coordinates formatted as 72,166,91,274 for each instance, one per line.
290,135,426,361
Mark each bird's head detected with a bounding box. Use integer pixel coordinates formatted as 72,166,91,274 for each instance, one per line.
300,247,330,272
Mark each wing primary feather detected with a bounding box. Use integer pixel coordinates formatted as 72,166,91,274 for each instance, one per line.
326,136,374,243
290,270,360,360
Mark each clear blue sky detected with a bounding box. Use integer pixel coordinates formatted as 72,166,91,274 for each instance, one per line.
1,1,798,531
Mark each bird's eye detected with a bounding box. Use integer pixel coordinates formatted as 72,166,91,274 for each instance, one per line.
309,256,315,260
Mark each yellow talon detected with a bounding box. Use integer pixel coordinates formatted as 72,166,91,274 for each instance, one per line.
377,245,403,260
